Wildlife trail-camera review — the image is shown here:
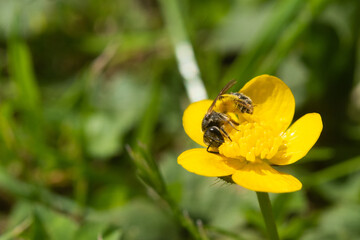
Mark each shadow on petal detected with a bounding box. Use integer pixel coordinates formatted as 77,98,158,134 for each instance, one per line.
232,162,302,193
178,148,240,177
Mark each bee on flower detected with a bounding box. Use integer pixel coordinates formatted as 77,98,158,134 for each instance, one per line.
201,79,254,153
178,75,323,193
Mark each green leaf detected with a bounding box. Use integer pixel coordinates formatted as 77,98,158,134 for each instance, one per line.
101,229,123,240
84,74,149,158
303,204,360,240
34,204,79,240
73,222,108,240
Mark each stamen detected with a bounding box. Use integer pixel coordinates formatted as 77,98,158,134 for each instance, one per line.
219,122,283,163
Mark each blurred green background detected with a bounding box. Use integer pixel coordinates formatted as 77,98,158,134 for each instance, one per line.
0,0,360,239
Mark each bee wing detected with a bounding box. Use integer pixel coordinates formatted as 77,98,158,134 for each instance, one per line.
206,80,237,114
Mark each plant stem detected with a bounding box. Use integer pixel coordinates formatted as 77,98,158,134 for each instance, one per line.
256,192,279,240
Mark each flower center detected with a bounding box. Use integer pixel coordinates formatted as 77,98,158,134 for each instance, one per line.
219,122,282,162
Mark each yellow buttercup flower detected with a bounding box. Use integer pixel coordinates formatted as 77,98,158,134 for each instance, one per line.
178,75,323,193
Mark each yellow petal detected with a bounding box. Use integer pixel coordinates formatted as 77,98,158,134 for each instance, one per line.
182,100,212,147
177,148,243,177
232,163,302,193
240,75,295,133
270,113,323,165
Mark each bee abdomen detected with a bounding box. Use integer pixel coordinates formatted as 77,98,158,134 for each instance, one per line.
219,92,253,114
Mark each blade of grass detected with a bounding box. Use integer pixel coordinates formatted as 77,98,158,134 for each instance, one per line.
0,217,33,240
6,36,50,172
7,38,40,111
353,21,360,85
134,77,161,147
256,0,330,75
0,103,15,150
0,166,91,217
72,42,118,207
127,145,208,240
304,155,360,187
158,0,207,102
222,0,303,86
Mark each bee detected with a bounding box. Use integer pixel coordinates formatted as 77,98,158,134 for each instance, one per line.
202,80,253,153
218,92,253,114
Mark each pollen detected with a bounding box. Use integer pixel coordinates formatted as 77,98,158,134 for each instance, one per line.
219,122,283,162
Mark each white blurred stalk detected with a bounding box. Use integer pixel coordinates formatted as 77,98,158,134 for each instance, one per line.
349,34,360,121
159,0,208,102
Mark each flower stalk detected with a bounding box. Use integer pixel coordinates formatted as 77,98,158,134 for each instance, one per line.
256,192,279,240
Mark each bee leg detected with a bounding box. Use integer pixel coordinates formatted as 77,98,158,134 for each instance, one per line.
207,144,219,154
220,113,239,130
230,119,239,125
227,119,239,131
219,127,232,141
